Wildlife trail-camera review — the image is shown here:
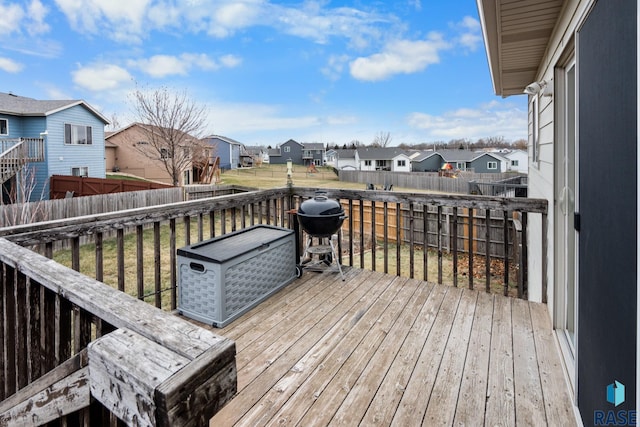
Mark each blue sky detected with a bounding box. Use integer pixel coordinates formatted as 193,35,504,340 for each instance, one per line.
0,0,527,147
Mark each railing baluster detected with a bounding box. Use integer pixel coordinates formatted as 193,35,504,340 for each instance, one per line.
371,201,376,272
42,286,56,374
154,222,161,308
423,204,428,282
383,202,389,274
136,225,144,300
437,205,442,284
56,294,72,366
453,207,458,287
71,236,80,272
347,199,354,267
95,232,104,282
503,210,510,296
468,208,474,290
198,213,204,242
221,209,227,234
16,268,27,390
170,218,177,311
27,278,41,384
359,201,364,269
396,202,401,276
486,209,491,293
117,229,125,292
409,203,415,279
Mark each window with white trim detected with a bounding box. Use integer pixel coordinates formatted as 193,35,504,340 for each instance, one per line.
511,160,519,166
71,166,89,177
284,146,291,153
364,160,372,166
487,161,498,170
64,124,92,145
0,119,7,135
397,160,406,167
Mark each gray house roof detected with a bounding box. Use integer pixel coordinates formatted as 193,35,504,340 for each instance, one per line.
356,147,408,160
332,149,356,159
304,142,325,150
204,135,244,146
0,92,109,123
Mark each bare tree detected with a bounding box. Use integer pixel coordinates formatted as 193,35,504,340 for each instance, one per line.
372,131,392,147
130,86,210,186
1,167,48,226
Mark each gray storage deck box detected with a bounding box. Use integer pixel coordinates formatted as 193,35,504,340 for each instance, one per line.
177,225,296,327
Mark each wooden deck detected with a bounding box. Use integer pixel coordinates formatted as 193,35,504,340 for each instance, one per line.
202,267,576,427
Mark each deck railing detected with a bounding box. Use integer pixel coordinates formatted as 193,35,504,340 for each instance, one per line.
0,238,236,426
0,138,45,184
0,187,547,425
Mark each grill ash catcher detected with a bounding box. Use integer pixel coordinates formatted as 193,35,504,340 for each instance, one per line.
294,191,346,281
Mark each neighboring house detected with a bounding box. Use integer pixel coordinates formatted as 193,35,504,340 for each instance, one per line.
302,142,325,166
268,139,303,165
203,135,251,170
105,123,194,186
479,0,637,423
504,150,528,174
0,92,108,201
355,147,411,172
246,146,268,165
268,139,325,166
412,149,507,173
325,149,357,170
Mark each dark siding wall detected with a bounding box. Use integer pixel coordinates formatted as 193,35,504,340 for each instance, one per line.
577,0,637,423
413,155,442,172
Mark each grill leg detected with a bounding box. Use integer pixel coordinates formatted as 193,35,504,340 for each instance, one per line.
329,235,345,281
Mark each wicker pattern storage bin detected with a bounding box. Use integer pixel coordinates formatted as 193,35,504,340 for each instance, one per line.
177,225,296,327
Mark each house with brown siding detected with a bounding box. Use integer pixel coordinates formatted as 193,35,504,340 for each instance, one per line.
105,123,196,185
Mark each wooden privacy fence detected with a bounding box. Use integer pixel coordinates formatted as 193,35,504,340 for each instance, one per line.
0,187,184,228
340,200,519,259
50,175,173,199
340,170,521,194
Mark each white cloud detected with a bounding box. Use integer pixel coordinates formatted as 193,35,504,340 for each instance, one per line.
454,16,482,52
407,103,527,141
273,3,389,48
0,3,25,35
321,54,350,81
54,0,151,42
72,64,133,91
131,55,190,78
219,54,242,68
27,0,50,35
350,33,450,81
0,57,23,73
129,53,242,78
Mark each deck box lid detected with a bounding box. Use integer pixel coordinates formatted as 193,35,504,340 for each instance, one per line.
177,225,294,264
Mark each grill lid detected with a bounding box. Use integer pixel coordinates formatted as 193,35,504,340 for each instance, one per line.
298,192,343,216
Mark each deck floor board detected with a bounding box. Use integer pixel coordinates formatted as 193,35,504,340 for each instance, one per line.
200,267,577,427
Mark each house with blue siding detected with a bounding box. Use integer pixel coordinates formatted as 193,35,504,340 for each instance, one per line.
202,135,252,170
0,92,109,201
412,149,508,173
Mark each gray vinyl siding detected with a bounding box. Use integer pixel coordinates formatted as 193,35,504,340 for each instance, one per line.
469,154,501,173
412,155,442,172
